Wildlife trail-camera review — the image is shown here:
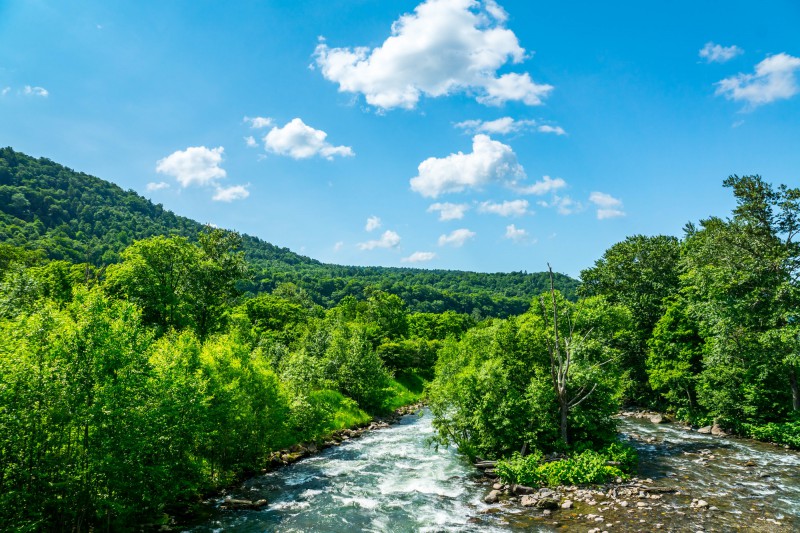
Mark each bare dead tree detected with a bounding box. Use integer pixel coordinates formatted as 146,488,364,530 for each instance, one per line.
538,263,603,444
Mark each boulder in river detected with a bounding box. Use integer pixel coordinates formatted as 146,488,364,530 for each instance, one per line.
697,426,712,434
484,490,501,504
221,498,268,510
711,422,727,436
650,413,667,424
512,484,536,495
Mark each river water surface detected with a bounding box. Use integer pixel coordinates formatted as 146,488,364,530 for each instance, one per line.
187,410,800,532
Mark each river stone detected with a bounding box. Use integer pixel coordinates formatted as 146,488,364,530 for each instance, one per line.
512,484,536,495
484,490,501,504
698,426,713,434
561,500,573,509
696,499,709,508
650,413,665,424
536,498,560,510
711,423,726,436
520,495,536,507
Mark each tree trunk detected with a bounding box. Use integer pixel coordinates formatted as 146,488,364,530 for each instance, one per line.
560,396,569,444
790,367,799,412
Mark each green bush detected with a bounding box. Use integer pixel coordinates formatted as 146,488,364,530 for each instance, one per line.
496,442,636,487
744,417,800,449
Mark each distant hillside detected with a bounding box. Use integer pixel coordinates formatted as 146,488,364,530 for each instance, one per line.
0,147,578,316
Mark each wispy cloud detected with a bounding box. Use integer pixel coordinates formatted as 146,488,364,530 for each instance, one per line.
504,224,532,243
213,185,250,202
699,42,743,63
478,199,529,217
146,181,170,192
365,215,382,232
313,0,552,110
244,116,274,129
427,202,470,221
402,251,436,263
514,175,567,195
22,85,48,97
438,228,476,247
589,191,625,219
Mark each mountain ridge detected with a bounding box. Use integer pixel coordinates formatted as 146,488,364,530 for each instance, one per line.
0,147,578,316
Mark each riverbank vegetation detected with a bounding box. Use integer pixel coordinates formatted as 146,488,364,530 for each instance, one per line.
2,146,798,529
429,174,800,487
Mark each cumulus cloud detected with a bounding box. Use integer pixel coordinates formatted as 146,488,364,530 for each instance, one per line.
589,191,625,219
478,199,528,216
427,202,470,221
699,42,743,63
23,85,48,97
213,185,250,202
146,181,170,192
402,251,436,262
537,124,566,135
514,175,567,195
313,0,552,110
410,134,524,198
358,230,401,250
504,224,529,243
715,53,800,108
244,136,257,147
438,228,476,247
264,118,354,160
365,215,382,231
156,146,227,187
244,116,274,129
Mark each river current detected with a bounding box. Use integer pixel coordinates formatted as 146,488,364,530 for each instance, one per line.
187,410,800,532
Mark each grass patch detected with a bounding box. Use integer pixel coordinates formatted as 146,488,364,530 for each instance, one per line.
381,371,427,412
310,389,372,434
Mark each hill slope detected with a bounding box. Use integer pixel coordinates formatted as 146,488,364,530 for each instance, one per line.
0,147,578,316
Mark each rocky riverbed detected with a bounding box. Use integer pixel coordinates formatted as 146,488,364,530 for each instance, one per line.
473,413,800,532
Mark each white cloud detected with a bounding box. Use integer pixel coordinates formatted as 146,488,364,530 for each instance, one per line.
212,184,250,202
1,87,9,97
537,124,566,135
589,191,625,219
156,146,227,187
244,116,274,129
514,175,567,195
358,230,401,250
23,85,48,97
244,135,257,147
365,215,382,231
455,117,535,135
699,42,743,63
538,195,581,215
504,223,529,243
334,241,344,251
478,199,528,216
314,0,552,110
402,251,436,262
715,53,800,108
410,134,524,198
427,202,470,221
146,181,170,192
264,118,354,160
438,228,476,247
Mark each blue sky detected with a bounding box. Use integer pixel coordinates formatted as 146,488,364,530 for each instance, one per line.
1,0,799,277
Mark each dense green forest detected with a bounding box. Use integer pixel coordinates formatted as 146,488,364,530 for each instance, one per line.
428,175,800,486
0,147,578,317
1,147,798,530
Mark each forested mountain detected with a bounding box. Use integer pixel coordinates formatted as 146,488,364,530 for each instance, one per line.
0,147,577,316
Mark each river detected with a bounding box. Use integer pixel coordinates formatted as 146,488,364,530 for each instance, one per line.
186,410,800,532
